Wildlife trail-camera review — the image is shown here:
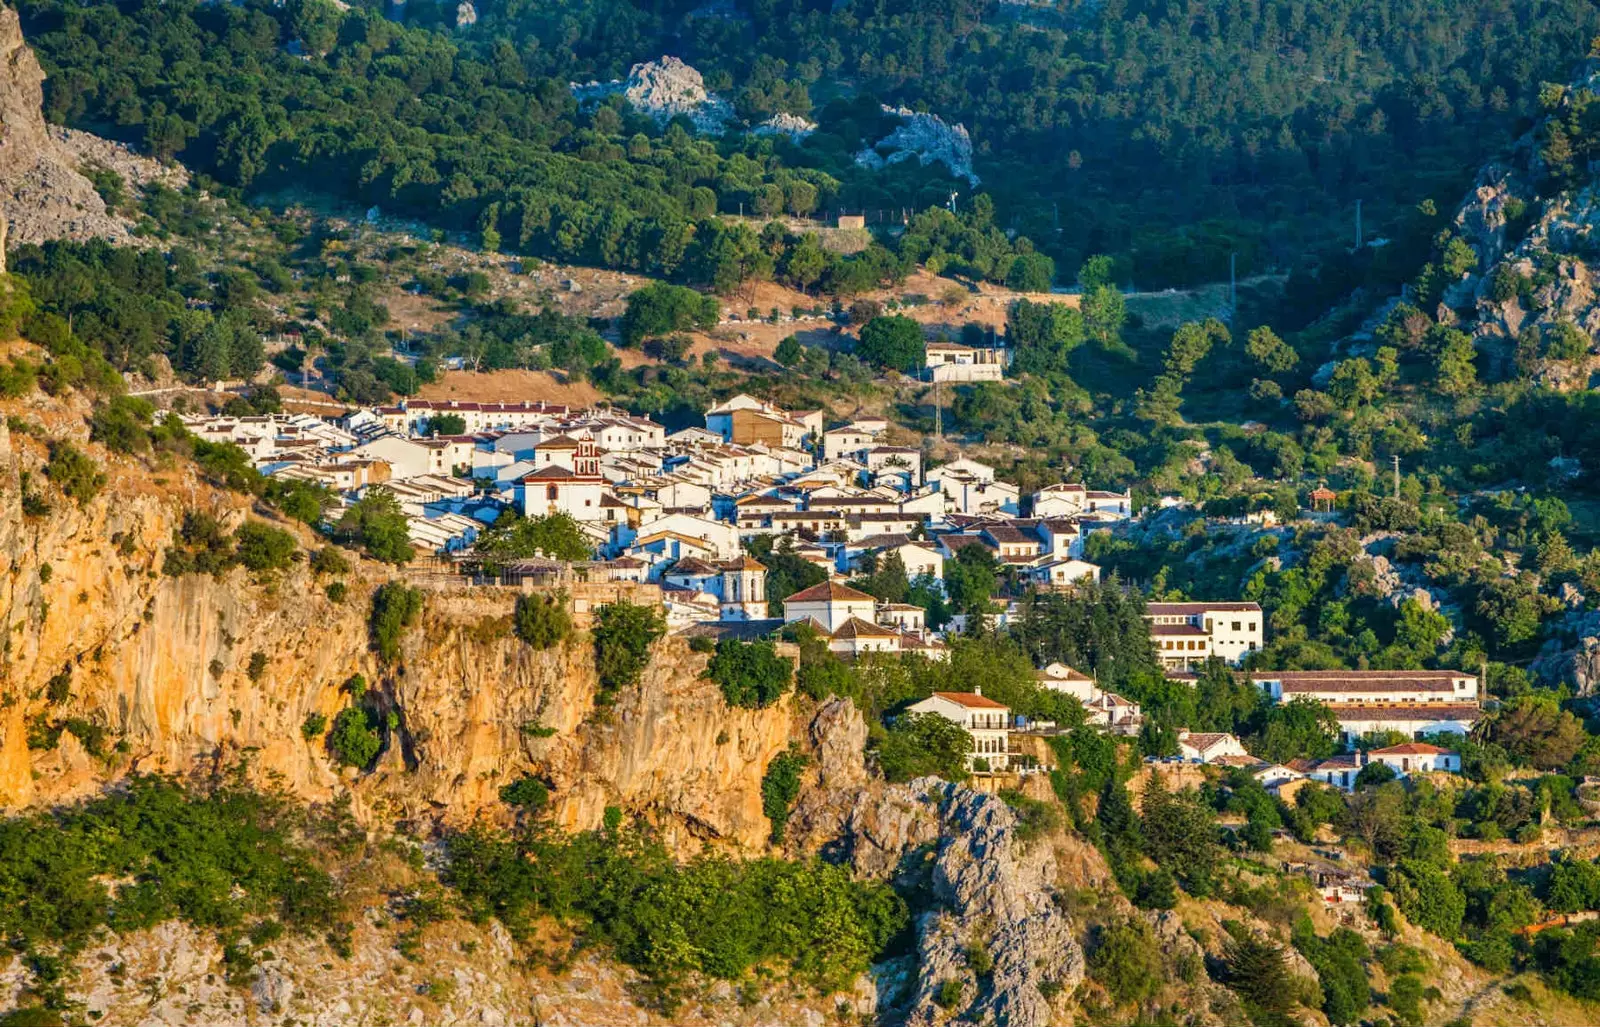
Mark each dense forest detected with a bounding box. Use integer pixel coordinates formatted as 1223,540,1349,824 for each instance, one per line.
19,0,1600,290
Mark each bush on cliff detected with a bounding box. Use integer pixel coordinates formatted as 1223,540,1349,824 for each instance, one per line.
442,819,908,1012
705,639,793,709
591,600,665,702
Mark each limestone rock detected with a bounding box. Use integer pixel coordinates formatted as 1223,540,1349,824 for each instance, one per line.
572,56,734,134
754,112,817,141
855,105,978,186
0,8,136,246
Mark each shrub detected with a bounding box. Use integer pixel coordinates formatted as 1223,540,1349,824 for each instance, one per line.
370,582,424,663
0,776,339,978
1089,918,1162,1004
441,821,907,1013
706,639,793,708
998,788,1061,844
89,395,157,454
233,522,297,572
513,591,572,649
310,547,351,576
43,442,104,506
328,705,383,769
761,748,809,843
246,651,269,682
162,511,235,577
592,600,665,701
498,775,550,811
934,979,963,1009
325,581,347,603
301,712,328,739
336,489,413,565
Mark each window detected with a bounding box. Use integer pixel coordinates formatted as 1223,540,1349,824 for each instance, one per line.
1232,621,1241,631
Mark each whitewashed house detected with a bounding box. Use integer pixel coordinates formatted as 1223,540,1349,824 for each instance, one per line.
906,690,1011,771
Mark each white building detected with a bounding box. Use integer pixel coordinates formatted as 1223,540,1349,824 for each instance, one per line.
924,340,1009,382
1031,484,1133,521
782,580,877,632
519,438,609,522
1176,731,1249,763
823,426,880,462
1368,742,1461,777
1028,558,1101,588
1249,670,1481,744
906,690,1011,771
1145,602,1264,667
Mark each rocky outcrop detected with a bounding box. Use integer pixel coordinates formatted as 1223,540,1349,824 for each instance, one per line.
572,56,734,134
754,111,817,141
855,105,979,186
788,710,1082,1027
0,7,139,246
0,904,876,1026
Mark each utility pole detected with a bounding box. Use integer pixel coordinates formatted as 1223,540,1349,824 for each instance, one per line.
933,378,943,443
1229,253,1237,322
1392,455,1401,500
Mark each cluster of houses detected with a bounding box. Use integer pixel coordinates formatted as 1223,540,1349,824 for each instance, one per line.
189,392,1481,784
900,664,1475,785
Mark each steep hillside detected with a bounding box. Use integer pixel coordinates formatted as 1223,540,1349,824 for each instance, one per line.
0,7,143,252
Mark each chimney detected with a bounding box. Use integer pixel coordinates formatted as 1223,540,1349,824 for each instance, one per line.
973,685,982,696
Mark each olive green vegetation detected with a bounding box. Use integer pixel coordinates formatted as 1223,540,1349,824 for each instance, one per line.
0,777,342,1011
20,0,1600,293
705,638,794,709
760,747,808,843
0,777,906,1020
512,591,574,649
591,600,666,701
442,815,908,1012
369,581,424,663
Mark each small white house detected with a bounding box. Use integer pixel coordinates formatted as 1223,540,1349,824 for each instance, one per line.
1367,742,1460,776
782,580,877,632
906,690,1011,771
1176,731,1249,764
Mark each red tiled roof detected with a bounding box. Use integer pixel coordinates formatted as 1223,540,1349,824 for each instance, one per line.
930,691,1008,710
785,580,876,604
1370,742,1454,756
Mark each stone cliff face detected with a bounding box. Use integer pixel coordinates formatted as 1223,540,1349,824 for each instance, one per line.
787,700,1085,1026
0,403,792,854
0,6,139,247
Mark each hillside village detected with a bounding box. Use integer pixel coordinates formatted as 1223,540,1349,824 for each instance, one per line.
183,382,1483,799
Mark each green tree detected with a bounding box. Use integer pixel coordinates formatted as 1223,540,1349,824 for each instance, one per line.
1089,918,1163,1004
1224,933,1297,1025
774,335,803,367
232,521,297,573
513,591,572,649
705,640,794,708
621,283,720,347
1245,325,1298,374
370,581,423,663
1139,776,1220,897
761,748,809,843
592,600,666,701
328,703,383,769
1005,251,1055,292
855,315,925,373
473,512,592,568
336,489,413,564
876,711,971,782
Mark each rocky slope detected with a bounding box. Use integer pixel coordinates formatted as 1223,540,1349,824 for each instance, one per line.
0,6,145,254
